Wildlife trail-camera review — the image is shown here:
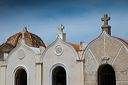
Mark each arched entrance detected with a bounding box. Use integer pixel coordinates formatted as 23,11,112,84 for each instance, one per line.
52,66,66,85
15,69,27,85
98,64,116,85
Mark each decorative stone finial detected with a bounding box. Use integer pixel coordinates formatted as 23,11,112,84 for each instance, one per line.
21,27,27,38
19,27,27,45
101,14,111,35
58,24,64,33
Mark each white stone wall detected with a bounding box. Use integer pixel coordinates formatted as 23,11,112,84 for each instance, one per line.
42,38,84,85
83,31,128,85
5,44,37,85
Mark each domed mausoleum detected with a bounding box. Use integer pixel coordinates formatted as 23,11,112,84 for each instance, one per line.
0,27,46,60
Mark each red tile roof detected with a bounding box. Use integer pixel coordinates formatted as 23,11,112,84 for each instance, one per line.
70,43,80,51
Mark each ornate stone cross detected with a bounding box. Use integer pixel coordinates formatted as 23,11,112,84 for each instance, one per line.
101,14,110,26
58,24,64,33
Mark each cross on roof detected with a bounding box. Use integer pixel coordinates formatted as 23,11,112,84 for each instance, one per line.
58,24,64,33
101,14,110,26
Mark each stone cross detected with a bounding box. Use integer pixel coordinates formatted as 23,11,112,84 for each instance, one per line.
101,14,110,26
58,24,64,33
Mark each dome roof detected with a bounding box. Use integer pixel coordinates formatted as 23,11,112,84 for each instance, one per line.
0,28,46,60
6,28,46,48
0,43,14,60
0,43,14,52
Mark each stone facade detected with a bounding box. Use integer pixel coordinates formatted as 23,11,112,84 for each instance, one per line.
0,15,128,85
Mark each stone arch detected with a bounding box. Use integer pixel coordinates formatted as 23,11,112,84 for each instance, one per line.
14,68,27,85
98,64,116,85
52,66,67,85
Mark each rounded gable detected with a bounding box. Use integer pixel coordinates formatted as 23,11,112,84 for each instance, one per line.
42,37,79,61
83,31,128,72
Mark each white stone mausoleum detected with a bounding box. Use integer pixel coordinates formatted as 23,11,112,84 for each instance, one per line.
0,14,128,85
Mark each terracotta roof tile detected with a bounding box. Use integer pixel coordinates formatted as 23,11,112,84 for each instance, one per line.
113,36,128,45
69,43,80,51
6,31,46,48
126,40,128,44
0,30,46,60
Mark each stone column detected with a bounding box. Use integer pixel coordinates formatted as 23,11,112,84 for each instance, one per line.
0,61,7,85
36,62,42,85
77,59,85,85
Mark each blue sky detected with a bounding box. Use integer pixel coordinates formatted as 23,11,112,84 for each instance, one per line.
0,0,128,44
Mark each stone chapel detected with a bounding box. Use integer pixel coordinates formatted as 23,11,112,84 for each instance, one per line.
0,14,128,85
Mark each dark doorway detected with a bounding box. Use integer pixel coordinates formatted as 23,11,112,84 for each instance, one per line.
98,64,116,85
15,69,27,85
52,66,66,85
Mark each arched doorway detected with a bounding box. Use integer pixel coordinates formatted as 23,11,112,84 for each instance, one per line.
52,66,66,85
98,64,116,85
15,69,27,85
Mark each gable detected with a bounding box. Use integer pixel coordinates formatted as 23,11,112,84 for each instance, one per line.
83,31,128,72
43,37,79,63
